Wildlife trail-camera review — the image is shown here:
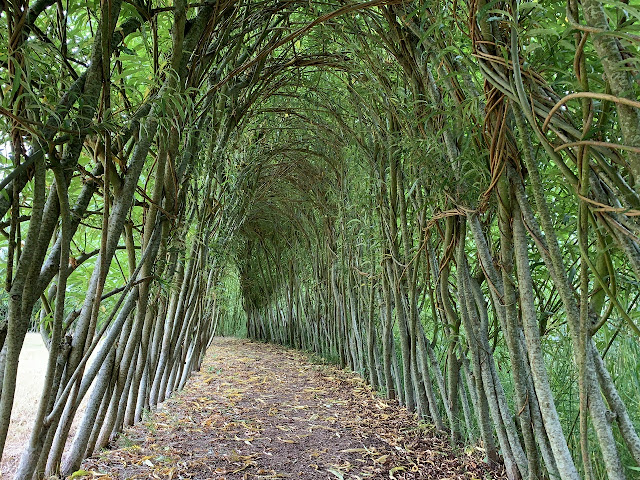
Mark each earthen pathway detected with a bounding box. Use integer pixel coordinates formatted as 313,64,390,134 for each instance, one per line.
80,338,504,479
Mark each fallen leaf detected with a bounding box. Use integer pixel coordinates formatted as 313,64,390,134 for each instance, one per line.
326,467,345,479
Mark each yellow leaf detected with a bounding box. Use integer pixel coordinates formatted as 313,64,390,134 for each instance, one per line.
277,436,296,443
389,466,406,480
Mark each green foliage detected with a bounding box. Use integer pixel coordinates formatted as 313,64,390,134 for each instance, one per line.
2,0,640,478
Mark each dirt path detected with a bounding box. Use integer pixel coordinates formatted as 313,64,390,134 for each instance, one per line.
81,338,504,479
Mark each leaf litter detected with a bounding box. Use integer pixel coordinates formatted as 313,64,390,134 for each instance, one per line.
80,337,506,479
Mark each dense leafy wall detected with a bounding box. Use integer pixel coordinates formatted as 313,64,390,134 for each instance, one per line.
228,4,640,480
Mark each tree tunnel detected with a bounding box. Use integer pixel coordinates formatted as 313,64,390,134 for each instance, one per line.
1,0,640,479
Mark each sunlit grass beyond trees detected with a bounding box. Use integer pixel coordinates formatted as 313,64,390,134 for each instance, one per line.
1,0,640,479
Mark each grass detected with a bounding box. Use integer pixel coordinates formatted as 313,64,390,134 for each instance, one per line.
1,332,50,477
1,332,96,478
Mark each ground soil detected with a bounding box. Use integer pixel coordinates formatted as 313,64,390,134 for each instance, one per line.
80,337,506,479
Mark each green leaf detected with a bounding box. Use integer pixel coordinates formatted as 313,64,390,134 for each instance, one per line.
69,470,91,479
526,28,561,38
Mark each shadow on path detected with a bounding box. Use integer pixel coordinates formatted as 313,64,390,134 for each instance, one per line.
81,337,504,479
